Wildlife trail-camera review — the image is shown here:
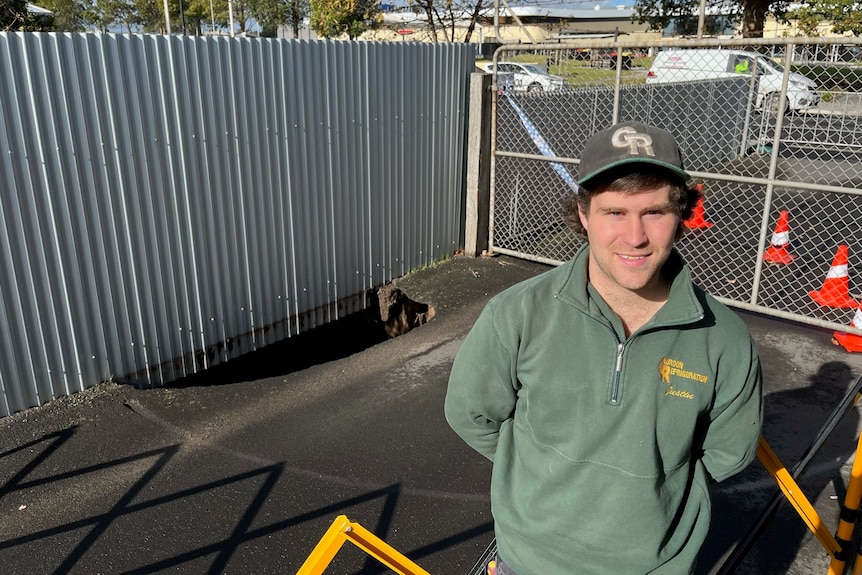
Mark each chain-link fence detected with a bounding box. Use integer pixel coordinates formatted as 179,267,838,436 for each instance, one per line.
488,37,862,335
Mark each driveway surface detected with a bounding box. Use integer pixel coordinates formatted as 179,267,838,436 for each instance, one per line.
2,254,862,575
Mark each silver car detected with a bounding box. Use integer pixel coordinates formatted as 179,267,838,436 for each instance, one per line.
481,61,569,93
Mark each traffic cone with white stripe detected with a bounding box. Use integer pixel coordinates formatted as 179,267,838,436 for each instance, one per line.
833,302,862,352
809,244,859,309
684,184,713,229
763,210,796,264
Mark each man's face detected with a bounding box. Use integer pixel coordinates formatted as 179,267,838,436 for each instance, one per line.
578,184,679,297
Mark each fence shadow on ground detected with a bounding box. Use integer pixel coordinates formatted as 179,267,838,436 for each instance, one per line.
700,361,859,574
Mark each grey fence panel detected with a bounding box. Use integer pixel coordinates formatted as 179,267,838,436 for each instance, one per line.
629,79,750,170
0,33,473,417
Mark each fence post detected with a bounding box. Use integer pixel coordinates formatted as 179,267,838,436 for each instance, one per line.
465,71,493,257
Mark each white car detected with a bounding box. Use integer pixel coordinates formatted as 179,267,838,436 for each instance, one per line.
481,61,568,93
646,49,819,113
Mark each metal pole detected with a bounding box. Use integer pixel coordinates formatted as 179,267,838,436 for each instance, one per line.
493,0,499,41
229,0,235,36
163,0,172,34
697,0,706,38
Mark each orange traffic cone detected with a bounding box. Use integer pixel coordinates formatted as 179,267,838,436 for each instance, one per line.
809,245,859,309
833,303,862,352
763,210,796,264
684,184,713,229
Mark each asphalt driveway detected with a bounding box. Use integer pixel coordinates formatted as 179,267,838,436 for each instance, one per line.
2,254,862,575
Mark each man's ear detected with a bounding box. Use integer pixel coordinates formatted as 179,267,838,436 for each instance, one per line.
674,220,686,242
577,203,589,232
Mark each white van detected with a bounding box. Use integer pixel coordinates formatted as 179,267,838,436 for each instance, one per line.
645,49,819,112
480,61,569,92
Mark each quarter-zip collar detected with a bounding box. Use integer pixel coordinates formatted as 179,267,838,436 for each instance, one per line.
554,244,705,331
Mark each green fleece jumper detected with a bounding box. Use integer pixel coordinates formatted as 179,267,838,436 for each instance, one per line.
445,246,763,575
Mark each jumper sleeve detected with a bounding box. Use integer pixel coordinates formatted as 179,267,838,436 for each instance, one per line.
444,300,519,461
700,339,764,482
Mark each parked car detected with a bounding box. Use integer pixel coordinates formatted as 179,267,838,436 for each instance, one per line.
480,61,568,92
646,49,820,113
579,49,633,70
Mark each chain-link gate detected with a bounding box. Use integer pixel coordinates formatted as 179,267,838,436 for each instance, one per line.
488,37,862,336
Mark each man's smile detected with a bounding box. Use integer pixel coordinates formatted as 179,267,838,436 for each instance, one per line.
618,253,650,261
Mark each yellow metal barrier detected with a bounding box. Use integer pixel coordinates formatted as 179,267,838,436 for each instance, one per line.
297,515,432,575
757,437,842,556
828,431,862,575
758,433,862,574
301,435,862,575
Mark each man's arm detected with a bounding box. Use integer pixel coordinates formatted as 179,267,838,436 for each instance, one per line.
444,302,519,461
700,340,764,482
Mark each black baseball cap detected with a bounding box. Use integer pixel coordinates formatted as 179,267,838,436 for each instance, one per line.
577,121,691,187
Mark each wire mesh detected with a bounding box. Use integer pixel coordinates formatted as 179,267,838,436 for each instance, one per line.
489,39,862,335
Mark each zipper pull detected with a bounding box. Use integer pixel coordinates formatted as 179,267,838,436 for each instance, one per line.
611,343,624,404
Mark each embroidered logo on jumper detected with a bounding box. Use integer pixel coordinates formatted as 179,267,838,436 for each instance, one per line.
664,386,694,400
611,126,655,156
658,357,709,385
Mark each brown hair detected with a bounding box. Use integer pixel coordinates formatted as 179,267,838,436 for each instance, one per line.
562,165,701,242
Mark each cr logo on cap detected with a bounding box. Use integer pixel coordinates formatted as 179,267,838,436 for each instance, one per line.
611,126,655,157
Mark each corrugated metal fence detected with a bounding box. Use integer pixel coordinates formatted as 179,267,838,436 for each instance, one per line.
0,33,474,417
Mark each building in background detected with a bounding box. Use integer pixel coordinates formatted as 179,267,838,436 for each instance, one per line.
374,4,657,44
368,2,856,46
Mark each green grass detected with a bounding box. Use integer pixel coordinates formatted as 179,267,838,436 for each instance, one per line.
794,64,862,91
479,53,656,87
553,57,654,87
482,52,862,92
504,53,546,64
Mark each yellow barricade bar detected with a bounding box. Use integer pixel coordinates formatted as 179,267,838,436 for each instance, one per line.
301,436,860,575
828,430,862,575
297,515,433,575
757,436,842,557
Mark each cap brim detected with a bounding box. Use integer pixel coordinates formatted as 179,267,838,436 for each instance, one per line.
578,158,691,187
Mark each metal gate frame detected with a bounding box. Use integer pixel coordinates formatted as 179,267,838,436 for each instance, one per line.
488,36,862,336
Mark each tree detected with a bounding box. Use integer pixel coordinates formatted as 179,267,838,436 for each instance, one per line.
86,0,141,32
128,0,230,36
133,0,165,32
1,0,54,30
178,0,213,34
228,0,255,33
461,0,484,42
633,0,790,39
284,0,310,36
249,0,308,37
41,0,91,31
395,0,485,43
789,0,862,37
1,0,32,30
411,0,443,41
309,0,379,39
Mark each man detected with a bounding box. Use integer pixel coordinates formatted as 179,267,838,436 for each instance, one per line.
445,121,763,575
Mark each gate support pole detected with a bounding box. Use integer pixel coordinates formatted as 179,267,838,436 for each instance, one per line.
465,72,493,257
